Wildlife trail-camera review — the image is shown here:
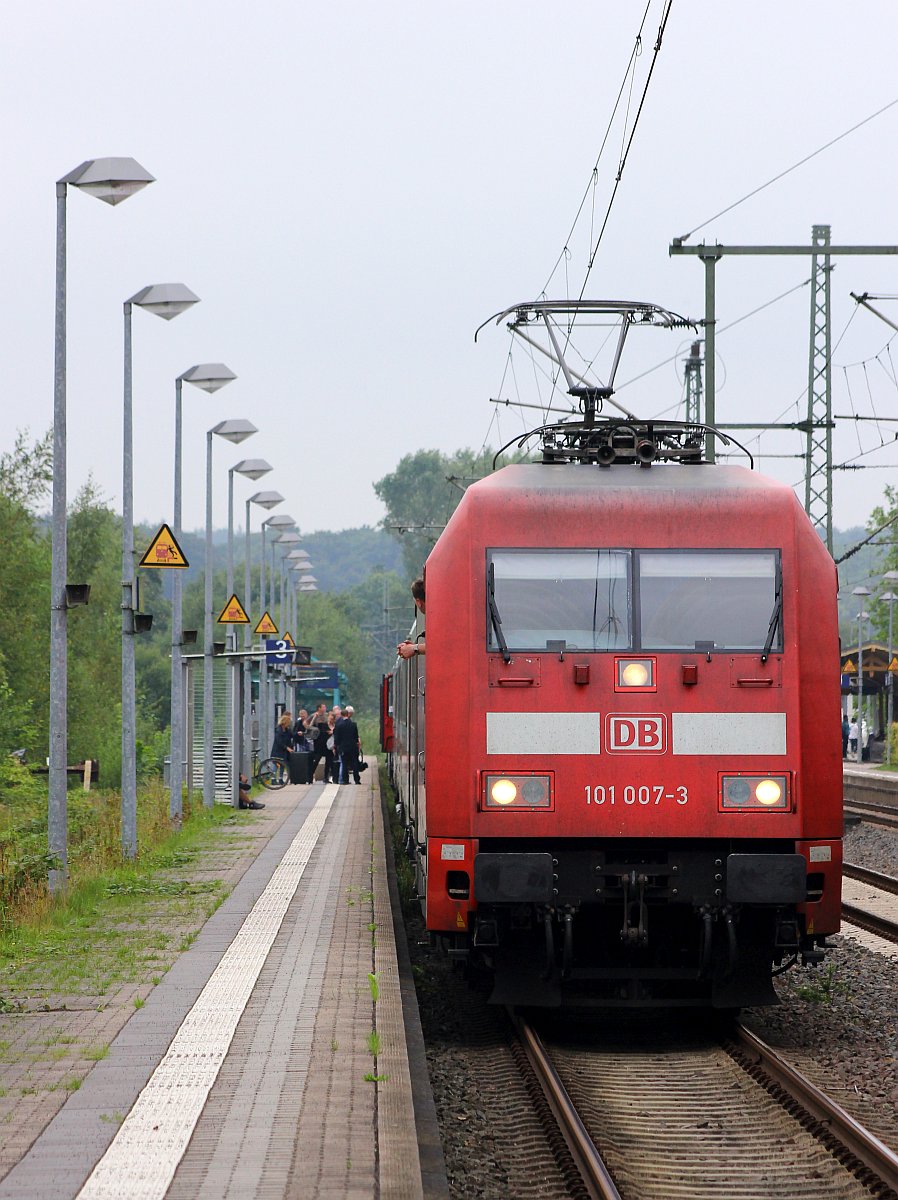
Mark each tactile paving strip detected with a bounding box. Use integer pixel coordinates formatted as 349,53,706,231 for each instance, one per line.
76,785,338,1200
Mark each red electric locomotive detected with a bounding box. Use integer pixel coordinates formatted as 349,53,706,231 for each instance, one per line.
386,403,841,1011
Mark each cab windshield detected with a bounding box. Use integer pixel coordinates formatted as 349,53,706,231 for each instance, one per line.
488,550,630,652
638,550,779,651
487,548,780,653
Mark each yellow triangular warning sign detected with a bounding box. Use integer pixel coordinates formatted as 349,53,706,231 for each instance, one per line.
282,631,295,647
890,656,898,674
217,594,250,624
254,611,278,635
842,659,857,674
139,524,189,568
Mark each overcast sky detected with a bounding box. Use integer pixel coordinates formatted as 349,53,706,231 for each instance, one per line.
3,2,898,542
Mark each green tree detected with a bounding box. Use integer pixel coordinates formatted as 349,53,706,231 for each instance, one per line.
294,590,378,712
373,446,525,578
66,481,123,779
0,428,53,511
0,494,50,755
864,487,898,643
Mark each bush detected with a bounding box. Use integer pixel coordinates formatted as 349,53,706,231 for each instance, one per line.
884,723,898,769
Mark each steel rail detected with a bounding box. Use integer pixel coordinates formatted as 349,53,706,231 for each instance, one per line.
734,1024,898,1196
843,862,898,897
844,801,898,832
513,1014,622,1200
841,902,898,945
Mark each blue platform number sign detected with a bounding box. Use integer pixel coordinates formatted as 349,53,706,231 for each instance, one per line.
266,638,295,666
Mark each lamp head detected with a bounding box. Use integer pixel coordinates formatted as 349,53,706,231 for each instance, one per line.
250,490,283,510
180,363,237,392
129,283,199,320
232,459,272,481
211,419,257,444
61,157,154,205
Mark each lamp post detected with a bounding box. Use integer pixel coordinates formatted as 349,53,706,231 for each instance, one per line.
290,560,314,639
228,461,272,608
170,364,236,823
275,532,302,632
244,490,283,780
121,284,199,859
853,586,871,765
204,420,257,807
223,460,271,808
49,158,154,893
882,571,898,766
259,513,295,757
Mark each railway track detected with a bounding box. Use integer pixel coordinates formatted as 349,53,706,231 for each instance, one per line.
844,800,898,832
841,862,898,946
514,1011,898,1200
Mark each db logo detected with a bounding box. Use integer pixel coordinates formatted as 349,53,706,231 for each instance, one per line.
605,714,667,753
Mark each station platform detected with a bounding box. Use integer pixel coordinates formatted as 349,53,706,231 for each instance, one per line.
0,773,443,1199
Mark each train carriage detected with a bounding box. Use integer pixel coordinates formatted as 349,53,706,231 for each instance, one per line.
386,451,842,1009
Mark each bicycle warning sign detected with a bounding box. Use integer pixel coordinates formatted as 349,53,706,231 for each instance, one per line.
139,524,189,568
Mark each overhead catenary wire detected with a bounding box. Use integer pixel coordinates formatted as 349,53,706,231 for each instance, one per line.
540,1,656,297
677,96,898,243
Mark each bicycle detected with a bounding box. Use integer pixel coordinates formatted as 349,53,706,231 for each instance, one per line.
251,749,290,791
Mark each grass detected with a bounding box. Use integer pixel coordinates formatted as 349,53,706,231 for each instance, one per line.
0,780,240,1001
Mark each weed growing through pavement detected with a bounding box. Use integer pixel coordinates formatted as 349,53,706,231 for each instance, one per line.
366,1030,381,1056
133,996,145,1010
330,1039,338,1052
363,1072,388,1083
367,973,379,1002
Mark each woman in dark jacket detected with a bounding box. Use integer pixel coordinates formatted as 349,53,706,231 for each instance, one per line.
270,712,294,781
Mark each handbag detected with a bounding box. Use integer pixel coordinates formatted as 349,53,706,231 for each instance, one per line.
358,743,369,772
326,735,335,751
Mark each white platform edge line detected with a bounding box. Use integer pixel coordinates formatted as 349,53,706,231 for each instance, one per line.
76,785,339,1200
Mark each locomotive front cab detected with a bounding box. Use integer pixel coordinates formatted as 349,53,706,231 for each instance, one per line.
423,464,842,1009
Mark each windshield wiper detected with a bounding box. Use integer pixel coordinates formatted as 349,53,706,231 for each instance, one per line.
760,588,782,663
488,562,512,663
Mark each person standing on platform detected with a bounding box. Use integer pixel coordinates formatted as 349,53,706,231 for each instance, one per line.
270,713,294,784
334,705,361,783
308,702,330,781
294,709,312,750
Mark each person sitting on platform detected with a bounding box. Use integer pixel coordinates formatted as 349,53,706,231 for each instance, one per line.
238,774,265,810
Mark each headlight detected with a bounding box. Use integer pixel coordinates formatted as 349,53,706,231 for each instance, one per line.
490,778,518,806
483,773,552,811
721,774,789,811
615,657,655,690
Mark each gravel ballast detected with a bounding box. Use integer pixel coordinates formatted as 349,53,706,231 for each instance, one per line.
402,818,898,1194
